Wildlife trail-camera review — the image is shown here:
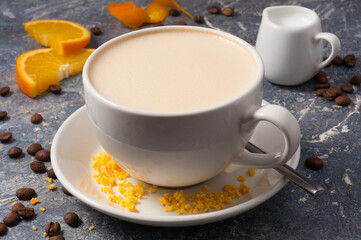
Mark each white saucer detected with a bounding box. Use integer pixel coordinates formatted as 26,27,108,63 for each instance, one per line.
51,103,300,227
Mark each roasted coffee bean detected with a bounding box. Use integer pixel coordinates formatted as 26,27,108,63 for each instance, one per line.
18,207,34,219
35,150,50,162
350,75,361,85
62,187,72,196
64,212,80,227
3,213,19,227
343,54,356,68
332,56,343,65
0,132,12,143
315,88,326,96
328,87,342,96
169,8,180,16
209,6,220,14
27,143,43,155
0,86,10,97
31,113,43,124
48,85,62,94
45,222,61,236
341,84,354,93
47,168,57,179
221,7,234,16
49,236,65,240
90,27,102,35
316,76,328,84
11,203,25,214
323,89,337,101
305,157,324,170
8,147,22,158
0,222,7,236
0,111,7,120
315,71,327,78
30,161,45,173
314,83,330,89
335,96,351,106
16,188,36,200
177,21,187,25
194,15,204,24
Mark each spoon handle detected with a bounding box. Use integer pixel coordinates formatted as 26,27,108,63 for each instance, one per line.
245,142,325,196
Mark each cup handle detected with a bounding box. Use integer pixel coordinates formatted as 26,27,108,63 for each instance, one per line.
225,105,301,172
315,32,341,70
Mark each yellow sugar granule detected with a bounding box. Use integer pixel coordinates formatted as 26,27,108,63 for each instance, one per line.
14,178,17,182
43,177,53,184
44,232,48,237
149,185,157,194
248,169,257,176
48,184,56,190
30,198,39,205
89,225,95,231
12,202,17,206
237,175,247,182
40,208,46,212
32,226,37,231
239,183,250,194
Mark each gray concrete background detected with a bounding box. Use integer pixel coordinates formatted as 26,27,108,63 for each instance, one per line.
0,0,360,239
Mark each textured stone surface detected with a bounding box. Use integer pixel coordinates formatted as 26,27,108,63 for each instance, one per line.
0,0,360,239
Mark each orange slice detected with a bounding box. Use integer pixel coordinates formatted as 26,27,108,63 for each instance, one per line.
24,19,91,55
108,2,150,29
16,48,94,98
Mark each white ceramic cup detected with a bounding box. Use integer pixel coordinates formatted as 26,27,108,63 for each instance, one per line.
256,5,341,86
83,26,301,187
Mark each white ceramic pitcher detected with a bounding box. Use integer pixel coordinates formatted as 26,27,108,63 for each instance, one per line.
256,5,341,86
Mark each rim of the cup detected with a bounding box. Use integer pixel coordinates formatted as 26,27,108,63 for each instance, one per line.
83,26,264,117
263,5,319,30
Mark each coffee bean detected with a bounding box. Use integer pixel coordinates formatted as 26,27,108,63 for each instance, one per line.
62,187,72,196
18,207,34,219
343,54,356,68
335,96,351,106
0,86,10,97
49,236,65,240
332,56,343,65
315,88,326,97
350,75,361,85
315,71,327,78
27,143,43,155
8,147,22,158
3,213,19,227
221,7,234,16
305,157,324,170
194,15,204,24
0,222,7,236
340,84,354,93
0,111,7,120
48,85,62,94
316,76,328,84
169,8,180,16
16,188,36,200
31,113,43,124
35,150,50,162
328,87,342,96
11,203,25,214
45,222,61,236
90,27,102,35
177,21,187,25
47,168,57,179
323,89,337,101
30,161,46,173
209,6,220,14
64,212,80,227
0,132,12,143
314,83,330,89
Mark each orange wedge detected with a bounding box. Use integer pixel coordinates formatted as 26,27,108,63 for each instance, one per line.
16,48,94,98
24,19,91,55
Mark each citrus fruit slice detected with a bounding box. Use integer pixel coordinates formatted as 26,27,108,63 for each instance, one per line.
24,19,91,55
16,48,94,98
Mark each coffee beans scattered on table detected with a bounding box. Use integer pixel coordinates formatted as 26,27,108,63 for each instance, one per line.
18,207,34,220
0,132,12,143
62,187,72,196
305,157,324,170
335,96,352,106
11,203,25,214
30,161,46,173
194,15,204,24
209,6,220,14
332,56,344,65
169,8,180,16
0,111,7,120
350,75,361,85
48,85,62,94
221,7,234,16
30,113,43,124
64,212,80,227
47,168,57,179
0,222,7,236
16,188,36,200
3,213,19,227
340,84,354,93
27,143,43,155
49,235,65,240
0,86,10,97
35,150,50,162
90,27,102,35
45,222,61,236
343,54,356,68
8,147,22,158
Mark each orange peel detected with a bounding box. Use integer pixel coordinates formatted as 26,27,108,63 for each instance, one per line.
146,2,170,23
108,2,150,29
